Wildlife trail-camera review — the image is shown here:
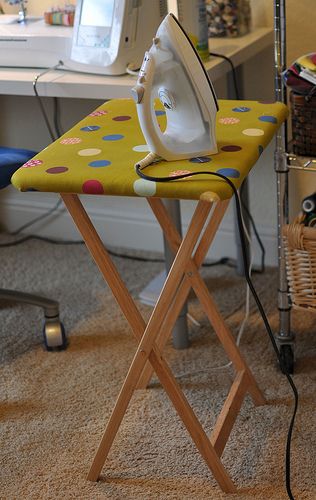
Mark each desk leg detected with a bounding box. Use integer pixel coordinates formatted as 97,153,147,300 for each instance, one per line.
234,179,251,275
163,199,189,349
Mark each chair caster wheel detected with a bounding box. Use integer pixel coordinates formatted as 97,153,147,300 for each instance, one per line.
43,320,67,351
279,344,294,375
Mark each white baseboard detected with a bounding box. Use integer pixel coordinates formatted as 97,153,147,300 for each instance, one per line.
0,188,278,267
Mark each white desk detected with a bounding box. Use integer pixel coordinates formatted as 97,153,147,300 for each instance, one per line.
0,28,272,99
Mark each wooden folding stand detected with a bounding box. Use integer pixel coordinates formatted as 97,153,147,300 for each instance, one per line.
12,97,288,493
61,192,266,494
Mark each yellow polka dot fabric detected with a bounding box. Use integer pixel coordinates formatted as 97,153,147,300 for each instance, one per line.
12,98,288,201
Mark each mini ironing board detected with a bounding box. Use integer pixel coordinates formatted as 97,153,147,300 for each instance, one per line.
12,98,288,493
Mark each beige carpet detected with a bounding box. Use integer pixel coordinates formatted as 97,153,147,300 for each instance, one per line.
0,235,315,499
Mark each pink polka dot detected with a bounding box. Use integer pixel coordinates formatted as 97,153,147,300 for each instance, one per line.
82,180,104,194
22,159,43,167
46,166,68,174
219,117,240,125
112,115,131,121
60,137,82,145
169,170,193,179
89,110,108,117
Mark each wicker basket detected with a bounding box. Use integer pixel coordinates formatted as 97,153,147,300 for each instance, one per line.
282,215,316,311
290,92,316,157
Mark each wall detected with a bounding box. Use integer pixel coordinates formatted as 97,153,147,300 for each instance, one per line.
1,0,65,16
2,0,314,60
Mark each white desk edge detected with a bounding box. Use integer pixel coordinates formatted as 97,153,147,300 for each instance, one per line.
0,28,273,100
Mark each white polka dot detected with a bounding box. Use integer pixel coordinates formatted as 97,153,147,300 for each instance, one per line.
78,148,102,156
133,178,156,197
242,128,264,136
132,144,150,152
199,191,220,202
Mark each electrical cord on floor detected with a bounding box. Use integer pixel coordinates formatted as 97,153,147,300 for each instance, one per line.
0,234,85,247
135,162,298,500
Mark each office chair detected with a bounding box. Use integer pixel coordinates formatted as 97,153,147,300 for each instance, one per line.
0,146,66,350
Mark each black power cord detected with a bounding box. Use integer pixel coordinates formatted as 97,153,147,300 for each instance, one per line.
135,163,298,500
239,180,266,273
210,52,266,272
33,61,65,142
209,51,240,99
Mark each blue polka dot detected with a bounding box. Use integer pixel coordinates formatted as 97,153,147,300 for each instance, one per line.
88,160,111,167
232,106,251,112
103,134,124,141
155,110,166,116
216,168,240,178
258,145,264,156
80,125,101,132
189,156,212,163
259,115,277,124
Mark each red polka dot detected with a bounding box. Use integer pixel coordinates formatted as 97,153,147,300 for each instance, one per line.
46,166,68,174
82,180,104,194
112,115,131,121
221,145,242,152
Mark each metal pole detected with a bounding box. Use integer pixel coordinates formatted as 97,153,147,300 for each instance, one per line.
163,199,190,349
273,0,294,345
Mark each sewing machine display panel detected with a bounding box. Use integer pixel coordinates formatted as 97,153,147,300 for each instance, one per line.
77,0,114,48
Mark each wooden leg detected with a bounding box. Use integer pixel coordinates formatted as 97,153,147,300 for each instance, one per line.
137,199,230,389
150,197,266,404
61,194,236,493
210,370,248,457
145,196,266,457
190,275,266,406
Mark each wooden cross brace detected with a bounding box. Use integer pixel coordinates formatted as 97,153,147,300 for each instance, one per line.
61,193,266,494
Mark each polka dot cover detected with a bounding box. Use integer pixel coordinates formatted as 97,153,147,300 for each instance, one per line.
12,99,288,201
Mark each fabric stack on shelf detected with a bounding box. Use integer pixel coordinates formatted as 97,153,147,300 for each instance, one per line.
283,52,316,156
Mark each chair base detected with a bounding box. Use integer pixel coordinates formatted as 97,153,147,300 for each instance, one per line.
0,288,67,350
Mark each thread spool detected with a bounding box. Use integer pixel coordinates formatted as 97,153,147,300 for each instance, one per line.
302,192,316,214
305,213,316,227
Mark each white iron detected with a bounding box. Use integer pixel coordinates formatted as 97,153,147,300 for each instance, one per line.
132,13,218,167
